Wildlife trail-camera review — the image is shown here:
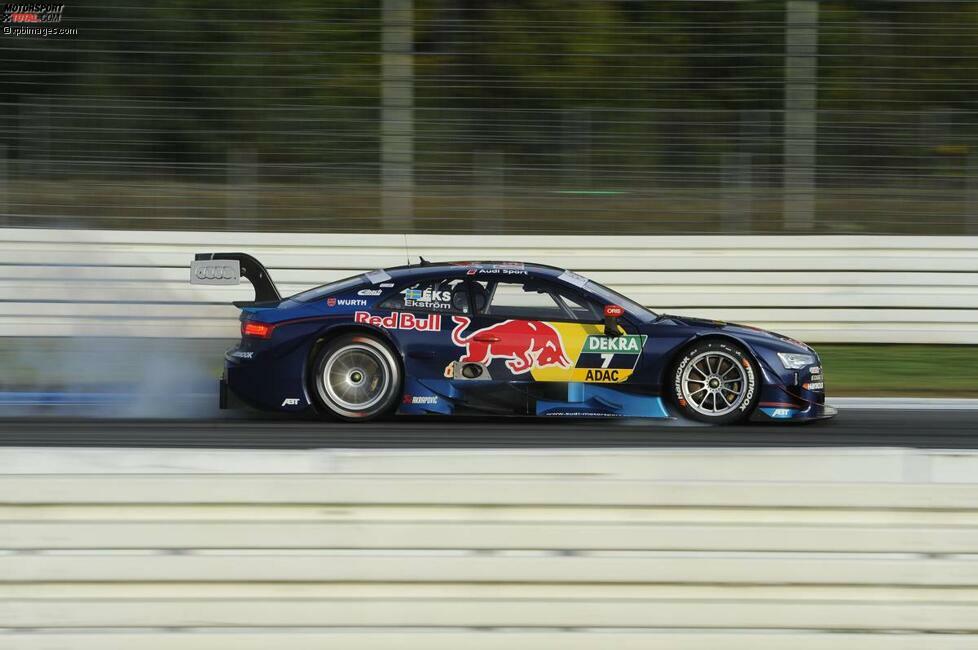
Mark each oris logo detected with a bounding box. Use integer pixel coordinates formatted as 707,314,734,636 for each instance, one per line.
190,260,240,285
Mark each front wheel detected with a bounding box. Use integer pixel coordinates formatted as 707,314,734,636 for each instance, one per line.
669,340,759,425
313,334,401,422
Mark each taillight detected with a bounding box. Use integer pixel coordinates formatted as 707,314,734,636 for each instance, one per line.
242,321,274,339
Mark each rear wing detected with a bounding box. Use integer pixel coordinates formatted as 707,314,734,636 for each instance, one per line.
190,252,281,307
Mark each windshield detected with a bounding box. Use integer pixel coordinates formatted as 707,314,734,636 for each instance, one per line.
288,274,367,303
583,278,658,322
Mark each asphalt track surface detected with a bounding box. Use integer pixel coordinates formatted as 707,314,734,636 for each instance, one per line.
0,408,975,449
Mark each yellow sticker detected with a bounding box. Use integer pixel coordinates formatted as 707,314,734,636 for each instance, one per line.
529,323,603,382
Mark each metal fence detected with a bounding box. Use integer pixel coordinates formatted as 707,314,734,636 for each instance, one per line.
1,1,978,234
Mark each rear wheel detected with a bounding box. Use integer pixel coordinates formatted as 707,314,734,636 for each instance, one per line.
313,334,401,422
669,340,759,424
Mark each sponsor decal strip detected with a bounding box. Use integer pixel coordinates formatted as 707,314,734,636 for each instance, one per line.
403,394,438,405
327,297,368,307
355,311,442,331
573,334,647,383
404,287,452,310
582,334,645,354
571,368,635,383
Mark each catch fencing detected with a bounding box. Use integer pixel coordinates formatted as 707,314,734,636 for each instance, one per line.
3,3,978,235
2,445,978,648
0,228,976,343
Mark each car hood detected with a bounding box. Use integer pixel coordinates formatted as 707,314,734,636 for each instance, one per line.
659,313,813,353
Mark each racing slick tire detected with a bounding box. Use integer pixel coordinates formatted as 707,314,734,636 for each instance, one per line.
668,339,760,425
312,333,401,422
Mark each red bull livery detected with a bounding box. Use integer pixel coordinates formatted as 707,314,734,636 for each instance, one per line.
450,317,571,374
191,254,836,424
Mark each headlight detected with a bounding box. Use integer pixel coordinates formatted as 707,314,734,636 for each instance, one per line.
777,352,816,369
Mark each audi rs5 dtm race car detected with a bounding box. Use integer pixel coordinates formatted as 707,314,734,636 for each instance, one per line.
191,253,835,425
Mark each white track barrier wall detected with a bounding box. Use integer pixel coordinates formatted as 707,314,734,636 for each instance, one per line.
3,446,978,648
1,228,977,343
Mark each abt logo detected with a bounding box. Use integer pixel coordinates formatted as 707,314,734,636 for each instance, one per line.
281,398,301,406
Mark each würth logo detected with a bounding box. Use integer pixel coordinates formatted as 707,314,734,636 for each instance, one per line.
2,3,64,24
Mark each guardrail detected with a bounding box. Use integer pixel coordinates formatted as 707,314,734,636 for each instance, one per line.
2,446,978,649
2,228,976,342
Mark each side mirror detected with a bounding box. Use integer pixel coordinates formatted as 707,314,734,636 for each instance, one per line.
603,304,624,337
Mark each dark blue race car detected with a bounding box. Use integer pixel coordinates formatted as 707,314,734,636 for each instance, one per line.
192,253,835,424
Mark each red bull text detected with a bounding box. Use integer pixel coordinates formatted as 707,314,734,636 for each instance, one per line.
354,311,442,331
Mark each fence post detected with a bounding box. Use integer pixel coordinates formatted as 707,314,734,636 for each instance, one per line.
474,149,505,231
783,0,818,231
19,97,34,179
967,151,978,235
227,148,258,231
563,108,592,188
0,144,7,225
723,151,752,233
381,0,414,231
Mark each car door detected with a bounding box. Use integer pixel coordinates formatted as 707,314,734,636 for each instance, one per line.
447,276,649,415
376,275,472,413
446,278,578,380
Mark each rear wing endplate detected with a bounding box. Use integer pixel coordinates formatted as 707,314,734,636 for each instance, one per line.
191,252,281,306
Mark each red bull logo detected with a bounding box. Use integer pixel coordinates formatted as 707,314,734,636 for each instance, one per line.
450,316,571,374
354,311,441,331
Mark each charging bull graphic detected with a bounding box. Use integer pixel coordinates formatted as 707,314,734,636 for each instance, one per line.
450,316,572,374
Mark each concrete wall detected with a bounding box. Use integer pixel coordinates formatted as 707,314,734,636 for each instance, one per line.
2,228,977,342
2,445,978,648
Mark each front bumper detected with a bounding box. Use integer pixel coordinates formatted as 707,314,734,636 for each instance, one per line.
752,355,834,422
753,400,837,422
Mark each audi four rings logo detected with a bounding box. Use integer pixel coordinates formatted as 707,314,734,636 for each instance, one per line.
195,265,237,280
190,260,240,285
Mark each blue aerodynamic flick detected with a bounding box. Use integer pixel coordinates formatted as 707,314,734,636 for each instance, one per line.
191,253,836,424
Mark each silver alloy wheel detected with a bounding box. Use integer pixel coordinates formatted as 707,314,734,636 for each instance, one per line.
319,343,391,414
679,350,748,417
